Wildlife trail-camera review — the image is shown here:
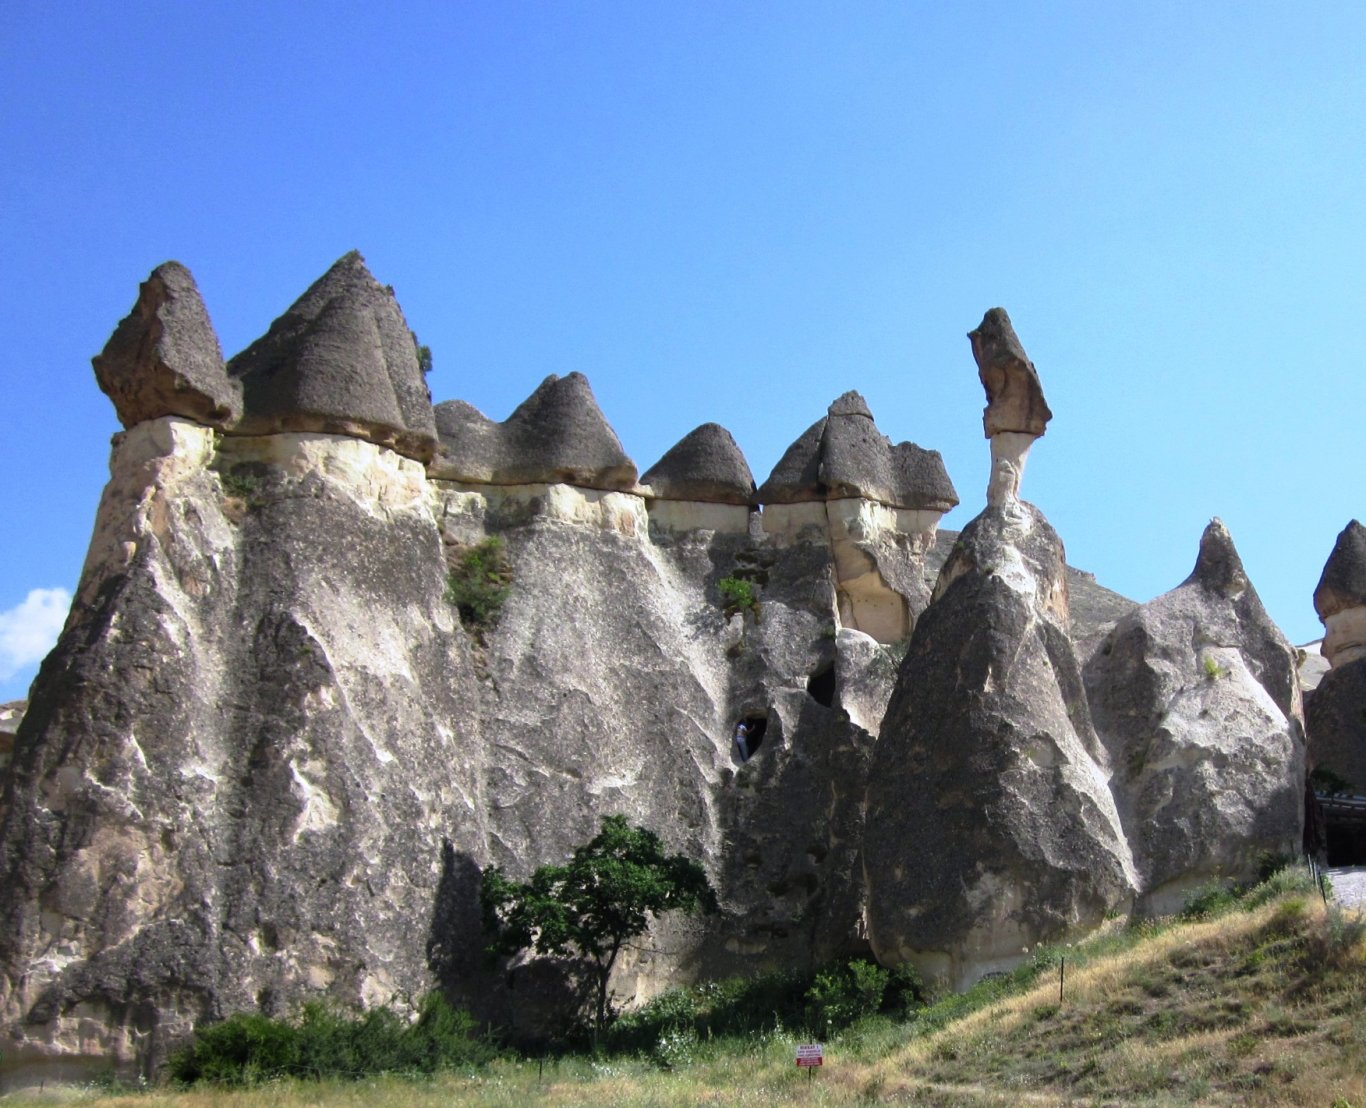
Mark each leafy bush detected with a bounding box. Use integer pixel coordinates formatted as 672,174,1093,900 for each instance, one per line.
219,468,263,504
805,959,888,1030
169,994,496,1086
446,537,513,635
717,576,759,617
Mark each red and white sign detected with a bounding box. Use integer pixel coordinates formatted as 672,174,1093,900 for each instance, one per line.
796,1042,824,1067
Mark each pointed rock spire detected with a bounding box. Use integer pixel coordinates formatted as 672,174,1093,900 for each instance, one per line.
641,423,755,504
1186,518,1250,597
432,373,637,489
92,261,241,429
227,251,437,461
1314,520,1366,620
968,308,1051,507
754,392,957,511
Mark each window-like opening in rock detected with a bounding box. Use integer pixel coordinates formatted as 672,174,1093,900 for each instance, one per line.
807,663,836,708
733,714,768,762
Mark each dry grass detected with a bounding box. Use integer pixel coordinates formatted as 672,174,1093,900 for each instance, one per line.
10,892,1363,1107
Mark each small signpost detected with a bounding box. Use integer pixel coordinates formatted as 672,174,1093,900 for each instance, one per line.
796,1041,823,1081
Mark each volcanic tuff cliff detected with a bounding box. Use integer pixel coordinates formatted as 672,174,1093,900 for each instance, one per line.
0,255,1307,1087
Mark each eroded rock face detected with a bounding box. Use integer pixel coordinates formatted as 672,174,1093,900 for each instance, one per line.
1306,660,1366,794
1085,521,1304,914
641,423,754,505
1314,520,1366,668
864,501,1134,988
432,374,637,489
0,419,486,1086
228,252,437,462
92,262,242,429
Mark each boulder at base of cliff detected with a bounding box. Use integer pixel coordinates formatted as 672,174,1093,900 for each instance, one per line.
1085,520,1304,914
864,500,1134,989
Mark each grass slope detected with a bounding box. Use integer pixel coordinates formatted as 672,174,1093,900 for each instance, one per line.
16,879,1365,1107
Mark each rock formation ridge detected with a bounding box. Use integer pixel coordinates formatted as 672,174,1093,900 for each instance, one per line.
0,256,1308,1087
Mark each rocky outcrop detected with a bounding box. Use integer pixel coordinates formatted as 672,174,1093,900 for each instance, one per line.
864,500,1135,987
92,263,242,429
641,423,754,505
0,418,488,1086
1306,522,1366,794
431,373,637,489
756,393,957,643
755,391,957,511
1085,521,1305,913
228,252,437,462
969,308,1051,507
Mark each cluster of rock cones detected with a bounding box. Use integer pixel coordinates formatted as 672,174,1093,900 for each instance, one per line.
0,252,1356,1088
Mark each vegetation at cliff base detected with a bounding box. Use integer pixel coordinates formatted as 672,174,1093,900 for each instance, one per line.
44,864,1366,1105
481,815,719,1038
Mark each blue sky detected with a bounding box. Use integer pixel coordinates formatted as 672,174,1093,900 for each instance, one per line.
2,2,1364,700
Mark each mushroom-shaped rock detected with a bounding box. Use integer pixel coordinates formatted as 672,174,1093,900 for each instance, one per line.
641,423,755,504
92,262,242,429
755,392,957,511
227,251,437,462
969,308,1052,439
1085,520,1304,912
432,373,637,490
1313,522,1366,670
1314,521,1366,620
864,500,1135,987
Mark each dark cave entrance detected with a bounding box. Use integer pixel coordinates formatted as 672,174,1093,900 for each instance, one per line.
733,714,768,762
1322,795,1366,865
806,662,836,708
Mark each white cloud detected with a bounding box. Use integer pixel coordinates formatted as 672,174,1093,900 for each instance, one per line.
0,588,72,681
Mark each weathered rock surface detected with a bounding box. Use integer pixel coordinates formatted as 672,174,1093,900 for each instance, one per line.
969,308,1052,439
641,423,754,504
0,419,486,1086
864,501,1135,988
92,263,242,429
1084,521,1305,913
431,373,637,489
1306,659,1366,794
228,252,437,461
1314,521,1366,668
754,392,958,511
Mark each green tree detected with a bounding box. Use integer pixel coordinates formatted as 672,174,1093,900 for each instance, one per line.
480,815,719,1042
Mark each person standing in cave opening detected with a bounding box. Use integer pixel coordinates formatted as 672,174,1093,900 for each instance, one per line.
734,721,751,762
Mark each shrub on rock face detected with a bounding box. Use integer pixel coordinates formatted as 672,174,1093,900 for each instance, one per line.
445,537,513,634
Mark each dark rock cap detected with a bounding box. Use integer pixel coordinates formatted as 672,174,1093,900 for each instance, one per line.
641,423,755,504
227,252,437,462
969,307,1052,438
432,373,637,490
754,392,958,511
1186,518,1250,598
1314,520,1366,620
92,262,242,429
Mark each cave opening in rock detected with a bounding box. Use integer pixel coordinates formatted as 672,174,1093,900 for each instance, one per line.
733,714,768,762
807,663,836,708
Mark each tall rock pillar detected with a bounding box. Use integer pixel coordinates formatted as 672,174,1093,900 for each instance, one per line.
863,310,1133,989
